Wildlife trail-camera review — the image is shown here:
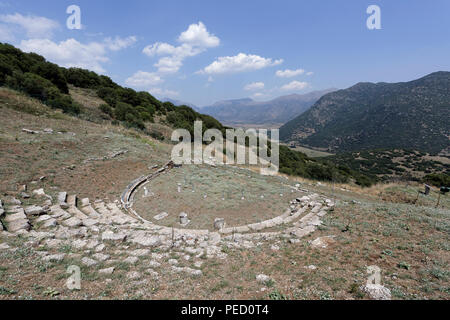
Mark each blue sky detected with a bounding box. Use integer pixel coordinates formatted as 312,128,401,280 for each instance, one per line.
0,0,449,106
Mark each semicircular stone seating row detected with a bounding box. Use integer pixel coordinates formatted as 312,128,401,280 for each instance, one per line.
120,161,335,241
0,162,335,258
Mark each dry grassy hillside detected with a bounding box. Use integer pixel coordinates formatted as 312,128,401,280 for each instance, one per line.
0,87,449,300
0,87,171,200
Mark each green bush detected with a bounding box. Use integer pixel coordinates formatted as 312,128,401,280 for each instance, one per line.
423,173,450,187
0,58,13,85
112,102,145,130
116,87,141,106
20,73,60,101
5,70,24,89
97,86,118,107
99,104,113,117
64,68,100,88
31,61,68,93
305,163,334,181
139,111,153,122
114,102,135,121
354,174,376,187
124,117,145,130
46,95,81,115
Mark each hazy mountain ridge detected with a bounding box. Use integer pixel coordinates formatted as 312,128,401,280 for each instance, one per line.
200,89,336,125
279,72,450,154
162,98,200,111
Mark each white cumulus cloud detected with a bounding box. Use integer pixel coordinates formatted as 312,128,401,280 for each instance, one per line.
143,42,201,59
244,82,265,91
144,43,201,74
143,21,219,74
199,53,283,75
19,38,108,73
149,87,179,98
280,80,309,91
143,42,177,57
276,68,305,78
19,36,136,74
125,71,162,88
104,36,137,51
0,13,59,38
154,56,184,74
1,12,136,74
178,21,220,48
0,24,14,42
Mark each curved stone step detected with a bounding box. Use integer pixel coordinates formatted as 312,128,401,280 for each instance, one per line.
67,194,77,207
287,225,316,238
92,201,116,225
219,205,310,235
282,206,309,224
62,216,83,228
310,204,322,213
58,192,69,209
93,201,110,215
3,207,31,233
80,198,90,208
67,205,89,220
223,232,278,241
33,214,57,229
49,205,72,220
94,200,134,225
106,202,138,224
0,199,4,217
293,209,322,228
80,204,101,218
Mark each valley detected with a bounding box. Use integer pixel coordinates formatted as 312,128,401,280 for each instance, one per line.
199,89,336,127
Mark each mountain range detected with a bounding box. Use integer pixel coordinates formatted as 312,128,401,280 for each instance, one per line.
199,89,336,126
279,72,450,154
162,98,200,112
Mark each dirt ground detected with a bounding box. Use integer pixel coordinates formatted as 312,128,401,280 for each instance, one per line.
134,164,303,230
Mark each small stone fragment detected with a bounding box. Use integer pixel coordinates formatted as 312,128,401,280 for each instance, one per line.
99,267,115,275
81,257,98,267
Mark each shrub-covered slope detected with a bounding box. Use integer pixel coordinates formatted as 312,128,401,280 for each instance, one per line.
0,42,225,137
280,72,450,154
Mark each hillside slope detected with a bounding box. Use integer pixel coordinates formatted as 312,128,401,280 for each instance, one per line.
0,42,225,139
279,72,450,154
2,43,447,187
318,149,449,184
201,89,335,126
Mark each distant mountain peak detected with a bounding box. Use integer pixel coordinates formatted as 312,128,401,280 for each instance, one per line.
163,98,199,111
201,89,336,126
211,97,254,107
279,71,450,154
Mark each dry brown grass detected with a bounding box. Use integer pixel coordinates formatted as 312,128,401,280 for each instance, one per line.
0,91,171,199
133,164,301,230
0,87,51,116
